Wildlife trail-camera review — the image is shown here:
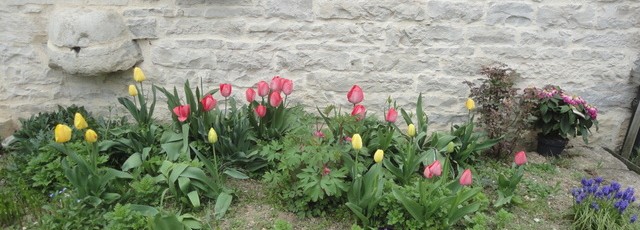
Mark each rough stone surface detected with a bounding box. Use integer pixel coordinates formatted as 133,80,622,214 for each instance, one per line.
0,0,638,152
47,8,142,75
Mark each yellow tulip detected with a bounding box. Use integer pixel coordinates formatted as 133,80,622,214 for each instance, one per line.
208,128,218,144
74,113,88,130
465,98,475,110
133,67,146,82
128,85,138,96
85,129,98,143
374,149,384,163
407,124,416,137
447,141,455,153
351,134,362,150
54,124,72,143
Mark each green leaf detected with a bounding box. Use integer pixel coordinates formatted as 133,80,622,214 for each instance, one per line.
214,192,233,220
153,213,185,230
449,202,480,224
128,204,160,216
122,153,142,171
223,168,249,179
187,190,201,208
345,202,368,225
392,189,424,220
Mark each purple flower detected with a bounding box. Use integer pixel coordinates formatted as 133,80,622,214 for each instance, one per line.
602,185,612,196
576,193,587,204
631,214,638,223
594,177,603,184
590,202,600,210
614,200,630,213
612,181,621,191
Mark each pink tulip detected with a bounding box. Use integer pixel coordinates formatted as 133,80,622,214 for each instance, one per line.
270,76,283,91
172,105,190,122
245,88,256,103
269,91,283,107
220,83,232,97
255,104,267,118
282,79,293,95
257,81,269,97
386,108,398,123
423,160,442,178
459,169,473,186
200,94,217,112
514,151,527,166
351,104,366,121
347,85,364,105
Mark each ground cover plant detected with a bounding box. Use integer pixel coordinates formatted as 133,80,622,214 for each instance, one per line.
1,66,635,230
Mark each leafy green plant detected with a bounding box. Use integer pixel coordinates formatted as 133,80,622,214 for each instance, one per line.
273,219,294,230
40,188,108,229
104,203,148,230
570,177,639,230
0,173,43,227
345,163,385,228
442,118,500,174
118,83,157,126
465,64,532,157
494,166,525,207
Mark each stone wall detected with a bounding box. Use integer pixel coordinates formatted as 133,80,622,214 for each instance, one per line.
1,0,639,150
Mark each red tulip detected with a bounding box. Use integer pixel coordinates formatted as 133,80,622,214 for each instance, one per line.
459,169,473,186
270,76,283,91
172,105,190,122
514,151,527,166
255,104,267,118
347,85,364,105
386,108,398,123
220,83,232,97
269,91,283,107
200,94,217,112
245,88,256,103
351,104,366,121
257,81,269,97
282,79,293,96
423,160,442,178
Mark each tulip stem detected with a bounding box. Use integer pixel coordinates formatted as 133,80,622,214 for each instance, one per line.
212,145,220,183
139,82,144,99
224,98,228,118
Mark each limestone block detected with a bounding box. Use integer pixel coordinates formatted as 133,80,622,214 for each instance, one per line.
486,2,534,26
426,1,483,23
126,18,157,39
265,0,313,20
596,5,640,29
47,8,142,75
403,25,463,45
538,5,595,29
520,31,569,47
467,27,516,45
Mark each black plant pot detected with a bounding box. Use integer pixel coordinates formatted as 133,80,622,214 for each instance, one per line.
537,134,569,156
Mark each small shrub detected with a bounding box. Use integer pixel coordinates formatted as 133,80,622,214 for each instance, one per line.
465,64,532,157
104,203,149,230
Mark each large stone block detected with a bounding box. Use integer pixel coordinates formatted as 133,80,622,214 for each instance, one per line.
467,27,516,45
596,5,640,29
486,2,534,26
47,8,142,75
574,32,640,49
520,31,569,47
315,1,366,19
426,1,483,23
265,0,313,20
403,25,464,45
538,5,595,29
127,18,157,39
166,18,245,36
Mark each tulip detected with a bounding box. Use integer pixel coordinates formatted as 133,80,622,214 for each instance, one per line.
373,149,384,163
128,85,138,96
200,94,217,112
74,113,88,130
407,124,416,137
313,130,325,138
220,83,232,97
282,79,293,95
85,129,98,143
423,160,442,178
514,151,527,166
54,124,72,143
446,141,455,153
386,108,398,123
208,128,218,144
465,98,475,111
351,104,366,121
245,88,256,103
255,104,267,118
269,91,283,107
133,67,146,82
347,85,364,105
271,76,283,91
459,169,473,186
351,134,362,150
172,105,190,122
257,81,269,97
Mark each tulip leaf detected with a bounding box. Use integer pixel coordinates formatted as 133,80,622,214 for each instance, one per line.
187,190,201,208
223,168,249,179
392,188,424,220
122,153,142,171
214,192,233,220
449,202,481,224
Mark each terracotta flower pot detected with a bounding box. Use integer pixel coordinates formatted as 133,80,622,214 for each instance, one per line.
537,134,569,156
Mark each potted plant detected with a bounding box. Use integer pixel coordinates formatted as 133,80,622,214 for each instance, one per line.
524,85,599,156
